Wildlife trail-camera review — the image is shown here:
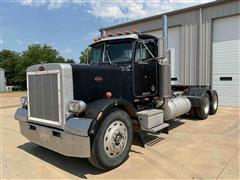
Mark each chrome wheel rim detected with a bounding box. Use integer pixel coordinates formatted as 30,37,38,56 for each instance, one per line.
103,121,128,159
204,96,210,114
213,94,218,110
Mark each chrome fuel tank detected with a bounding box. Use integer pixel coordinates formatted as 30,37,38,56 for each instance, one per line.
163,96,191,120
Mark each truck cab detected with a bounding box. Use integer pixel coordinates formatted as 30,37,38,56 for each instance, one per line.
72,33,159,104
15,15,219,171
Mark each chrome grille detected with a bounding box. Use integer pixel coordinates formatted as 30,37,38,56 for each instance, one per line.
28,71,60,124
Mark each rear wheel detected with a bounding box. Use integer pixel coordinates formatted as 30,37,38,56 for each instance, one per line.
188,107,196,118
210,91,218,115
196,93,210,119
88,109,133,170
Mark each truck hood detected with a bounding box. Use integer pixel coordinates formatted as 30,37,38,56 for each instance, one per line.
71,64,133,103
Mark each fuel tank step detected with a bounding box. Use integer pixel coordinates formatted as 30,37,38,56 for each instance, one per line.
144,123,169,134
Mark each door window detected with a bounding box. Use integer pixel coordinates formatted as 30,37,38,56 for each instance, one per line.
135,42,156,62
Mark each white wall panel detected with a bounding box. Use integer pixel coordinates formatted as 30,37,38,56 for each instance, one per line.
147,26,181,85
212,15,240,107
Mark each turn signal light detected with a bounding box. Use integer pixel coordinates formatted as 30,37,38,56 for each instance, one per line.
105,92,112,98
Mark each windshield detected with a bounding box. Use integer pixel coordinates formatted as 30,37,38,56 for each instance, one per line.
91,44,103,64
91,40,133,64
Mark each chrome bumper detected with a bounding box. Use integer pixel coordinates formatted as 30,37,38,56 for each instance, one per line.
15,108,91,158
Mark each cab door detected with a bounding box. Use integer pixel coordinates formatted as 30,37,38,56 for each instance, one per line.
133,41,158,97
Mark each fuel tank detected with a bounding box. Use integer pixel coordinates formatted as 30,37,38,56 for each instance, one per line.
163,96,191,121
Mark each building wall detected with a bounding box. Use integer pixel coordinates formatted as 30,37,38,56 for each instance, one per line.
0,68,6,92
199,0,240,86
103,0,240,86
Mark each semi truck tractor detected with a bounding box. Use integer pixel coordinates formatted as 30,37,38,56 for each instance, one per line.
15,15,218,170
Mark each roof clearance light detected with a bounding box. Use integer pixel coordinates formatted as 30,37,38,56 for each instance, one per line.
93,37,97,42
107,32,114,37
97,37,101,41
124,31,131,35
115,31,124,36
132,29,141,34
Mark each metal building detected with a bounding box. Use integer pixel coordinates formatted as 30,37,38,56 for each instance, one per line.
0,68,6,92
101,0,240,107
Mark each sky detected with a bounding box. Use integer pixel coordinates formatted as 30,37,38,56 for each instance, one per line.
0,0,215,63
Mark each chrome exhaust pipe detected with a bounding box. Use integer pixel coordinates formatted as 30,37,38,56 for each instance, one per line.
158,15,171,98
158,15,168,59
162,15,168,59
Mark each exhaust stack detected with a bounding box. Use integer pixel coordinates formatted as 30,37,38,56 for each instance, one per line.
162,15,168,58
158,15,168,59
158,15,171,98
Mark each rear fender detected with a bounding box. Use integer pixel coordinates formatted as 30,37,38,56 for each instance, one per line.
184,87,212,107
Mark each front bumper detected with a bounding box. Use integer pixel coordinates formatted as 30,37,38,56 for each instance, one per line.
15,108,91,158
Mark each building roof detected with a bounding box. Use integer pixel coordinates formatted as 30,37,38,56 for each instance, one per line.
101,0,233,31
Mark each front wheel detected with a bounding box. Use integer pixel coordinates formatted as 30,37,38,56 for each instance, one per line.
88,109,133,170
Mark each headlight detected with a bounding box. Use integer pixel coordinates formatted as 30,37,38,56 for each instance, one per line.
20,96,28,106
69,100,86,113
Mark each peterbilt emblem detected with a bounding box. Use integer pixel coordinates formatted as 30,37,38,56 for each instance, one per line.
94,76,103,83
39,66,45,71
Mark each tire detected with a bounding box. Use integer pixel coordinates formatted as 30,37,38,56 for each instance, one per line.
196,93,210,120
88,109,133,170
188,107,196,118
210,91,218,115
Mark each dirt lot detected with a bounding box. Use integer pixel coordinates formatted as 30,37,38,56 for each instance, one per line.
0,91,26,109
0,92,239,179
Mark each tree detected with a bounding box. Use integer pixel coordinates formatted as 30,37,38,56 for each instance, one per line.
79,48,91,64
65,58,75,63
0,50,21,86
1,44,76,90
15,44,68,89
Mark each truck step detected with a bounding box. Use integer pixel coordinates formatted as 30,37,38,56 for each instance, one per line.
137,109,164,130
142,123,169,134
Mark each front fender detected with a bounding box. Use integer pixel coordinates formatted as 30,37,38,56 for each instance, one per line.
85,98,137,135
86,98,137,120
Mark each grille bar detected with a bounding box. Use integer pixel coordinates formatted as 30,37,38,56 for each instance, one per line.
27,70,62,126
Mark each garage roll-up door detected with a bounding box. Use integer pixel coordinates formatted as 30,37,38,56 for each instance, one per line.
146,26,181,85
212,15,240,107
